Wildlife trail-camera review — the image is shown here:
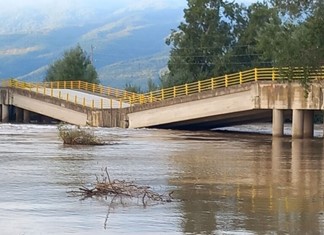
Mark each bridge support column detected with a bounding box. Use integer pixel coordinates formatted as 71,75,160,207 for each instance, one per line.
303,110,314,138
292,109,304,139
272,109,284,137
16,107,23,123
1,104,9,123
23,110,30,123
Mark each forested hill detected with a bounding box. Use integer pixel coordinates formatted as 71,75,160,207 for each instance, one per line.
0,2,185,89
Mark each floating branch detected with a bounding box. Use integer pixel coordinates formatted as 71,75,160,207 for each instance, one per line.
68,167,174,206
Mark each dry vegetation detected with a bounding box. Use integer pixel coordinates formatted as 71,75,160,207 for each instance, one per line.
68,167,174,228
69,167,174,205
58,124,106,145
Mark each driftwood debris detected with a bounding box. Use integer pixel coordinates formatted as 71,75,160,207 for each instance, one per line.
69,167,174,206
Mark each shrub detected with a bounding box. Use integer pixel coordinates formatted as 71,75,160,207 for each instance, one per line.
58,124,105,145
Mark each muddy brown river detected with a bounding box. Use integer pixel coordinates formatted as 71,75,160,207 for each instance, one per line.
0,124,324,234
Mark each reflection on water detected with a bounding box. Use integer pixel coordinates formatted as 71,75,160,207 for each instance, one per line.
170,134,324,234
0,124,324,234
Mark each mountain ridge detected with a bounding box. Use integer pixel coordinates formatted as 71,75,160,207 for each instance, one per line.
0,3,185,89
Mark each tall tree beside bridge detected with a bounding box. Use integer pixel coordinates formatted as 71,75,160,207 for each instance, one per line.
163,0,243,87
257,0,324,87
44,45,99,84
162,0,276,88
163,0,324,88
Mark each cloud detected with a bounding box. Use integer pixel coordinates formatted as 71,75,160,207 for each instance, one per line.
0,46,41,56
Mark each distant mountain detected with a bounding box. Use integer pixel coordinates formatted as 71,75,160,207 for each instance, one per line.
99,51,169,90
0,3,185,89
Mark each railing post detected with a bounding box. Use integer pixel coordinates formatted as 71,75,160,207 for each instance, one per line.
211,79,214,90
198,81,201,92
140,95,144,104
185,84,189,95
161,89,164,100
129,97,132,106
150,92,153,103
225,75,228,87
78,81,81,89
64,81,66,89
173,87,176,98
239,72,243,84
56,81,59,89
71,81,73,89
92,84,95,93
254,68,258,81
272,67,276,81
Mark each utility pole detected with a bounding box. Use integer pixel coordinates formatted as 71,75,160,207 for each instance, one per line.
90,44,94,64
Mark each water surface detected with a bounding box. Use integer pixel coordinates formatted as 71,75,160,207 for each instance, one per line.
0,124,324,234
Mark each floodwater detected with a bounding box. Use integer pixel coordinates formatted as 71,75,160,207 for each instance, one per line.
0,123,324,234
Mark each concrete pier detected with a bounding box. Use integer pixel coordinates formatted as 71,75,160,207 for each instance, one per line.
303,110,314,138
23,110,30,123
292,110,304,139
272,109,284,137
16,107,23,123
1,104,9,123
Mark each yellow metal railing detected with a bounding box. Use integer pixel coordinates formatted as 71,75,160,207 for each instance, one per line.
1,79,132,109
129,67,324,104
2,67,324,108
3,79,139,101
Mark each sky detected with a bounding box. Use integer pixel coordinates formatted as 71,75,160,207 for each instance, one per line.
0,0,257,13
0,0,258,34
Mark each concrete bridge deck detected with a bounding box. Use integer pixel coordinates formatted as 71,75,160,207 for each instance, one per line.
1,67,324,138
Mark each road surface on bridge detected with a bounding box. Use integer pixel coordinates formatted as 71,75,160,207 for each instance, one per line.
30,88,130,109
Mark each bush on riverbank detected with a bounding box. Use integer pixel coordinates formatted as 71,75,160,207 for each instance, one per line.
58,124,105,145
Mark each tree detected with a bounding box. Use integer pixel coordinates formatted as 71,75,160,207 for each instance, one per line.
44,45,99,84
228,2,279,70
164,0,246,87
256,0,324,87
124,83,142,93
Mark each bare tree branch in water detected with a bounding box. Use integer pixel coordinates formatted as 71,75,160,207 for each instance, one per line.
69,167,174,229
104,195,118,230
68,167,174,206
